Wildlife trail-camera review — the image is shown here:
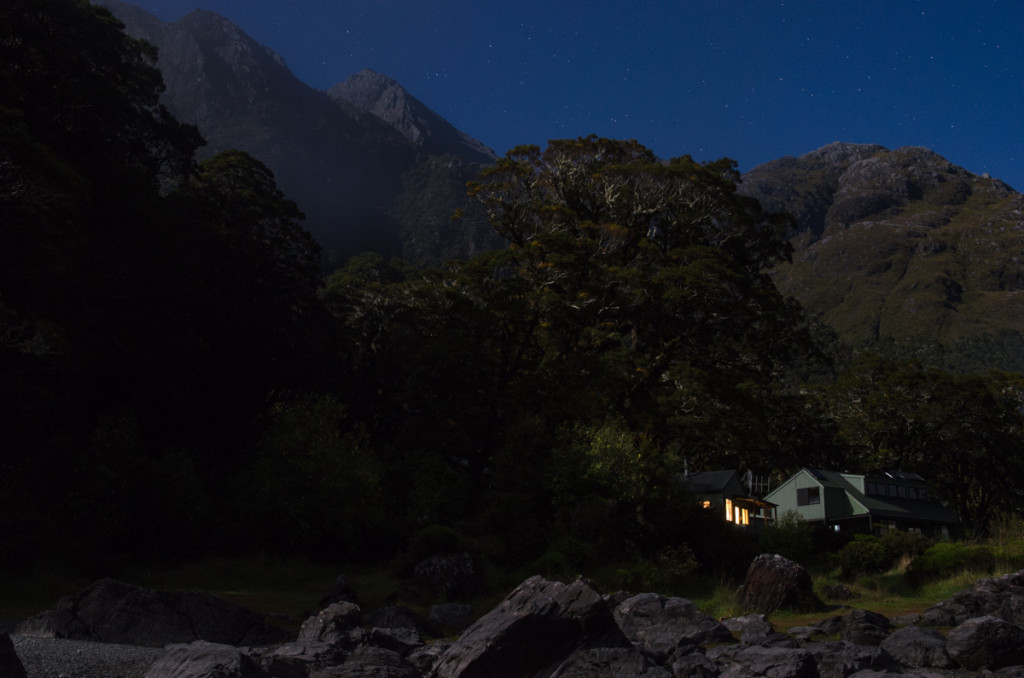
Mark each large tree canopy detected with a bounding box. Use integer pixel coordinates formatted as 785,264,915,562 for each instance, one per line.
465,137,816,466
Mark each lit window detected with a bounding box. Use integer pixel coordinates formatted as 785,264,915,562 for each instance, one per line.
740,508,749,526
725,498,733,522
701,500,711,509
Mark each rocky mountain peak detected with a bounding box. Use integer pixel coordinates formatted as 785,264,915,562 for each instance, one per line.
92,0,498,265
741,142,1024,371
327,68,495,164
175,7,292,81
740,142,997,245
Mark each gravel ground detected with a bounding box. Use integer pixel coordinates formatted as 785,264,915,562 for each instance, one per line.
10,635,165,678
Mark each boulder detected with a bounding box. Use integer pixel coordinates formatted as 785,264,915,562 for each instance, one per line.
298,602,364,646
318,575,359,609
717,646,817,678
369,627,423,656
144,641,265,678
722,614,796,648
945,615,1024,671
0,632,27,678
613,593,734,661
310,645,419,677
432,575,624,678
736,554,822,614
671,651,720,678
887,613,920,628
815,615,845,637
413,552,480,601
879,625,954,669
365,605,436,636
838,609,890,646
429,603,474,635
17,578,287,648
259,641,348,678
806,640,899,678
920,570,1024,627
784,625,823,643
550,646,670,677
721,614,773,641
407,641,451,675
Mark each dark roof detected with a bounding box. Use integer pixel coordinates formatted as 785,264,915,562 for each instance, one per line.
679,470,738,494
855,492,960,525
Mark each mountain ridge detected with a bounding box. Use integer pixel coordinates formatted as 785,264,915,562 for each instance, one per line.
740,142,1024,372
92,0,497,265
328,69,495,165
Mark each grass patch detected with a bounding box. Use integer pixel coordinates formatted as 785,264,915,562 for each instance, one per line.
681,574,744,620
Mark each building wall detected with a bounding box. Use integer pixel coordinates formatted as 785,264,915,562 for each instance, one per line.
766,469,826,522
824,486,852,518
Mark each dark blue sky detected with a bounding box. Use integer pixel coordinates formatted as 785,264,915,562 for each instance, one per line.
131,0,1023,189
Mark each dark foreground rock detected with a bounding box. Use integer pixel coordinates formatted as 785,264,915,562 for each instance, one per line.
613,592,733,661
837,608,891,646
298,602,364,646
11,567,1024,677
145,641,265,678
432,575,626,678
879,624,954,669
0,632,27,678
16,578,288,648
945,615,1024,671
736,553,823,614
920,570,1024,627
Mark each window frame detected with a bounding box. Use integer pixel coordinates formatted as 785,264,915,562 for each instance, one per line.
796,486,821,506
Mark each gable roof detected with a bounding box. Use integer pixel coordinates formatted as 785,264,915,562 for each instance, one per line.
680,470,739,494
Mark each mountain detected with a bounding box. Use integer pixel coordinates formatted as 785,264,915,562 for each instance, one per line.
326,69,503,265
740,142,1024,372
328,69,495,165
92,0,498,266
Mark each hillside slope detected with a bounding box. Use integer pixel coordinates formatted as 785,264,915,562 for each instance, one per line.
741,142,1024,372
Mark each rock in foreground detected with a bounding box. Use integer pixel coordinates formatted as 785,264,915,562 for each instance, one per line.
737,553,823,614
16,578,288,648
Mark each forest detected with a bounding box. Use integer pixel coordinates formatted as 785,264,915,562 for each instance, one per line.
3,0,1024,581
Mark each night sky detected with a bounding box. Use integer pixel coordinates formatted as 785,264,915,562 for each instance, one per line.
128,0,1022,190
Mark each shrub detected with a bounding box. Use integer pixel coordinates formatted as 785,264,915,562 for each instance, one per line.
407,524,471,561
759,510,814,563
990,512,1024,570
907,542,995,584
390,524,476,578
880,529,933,568
838,535,893,580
